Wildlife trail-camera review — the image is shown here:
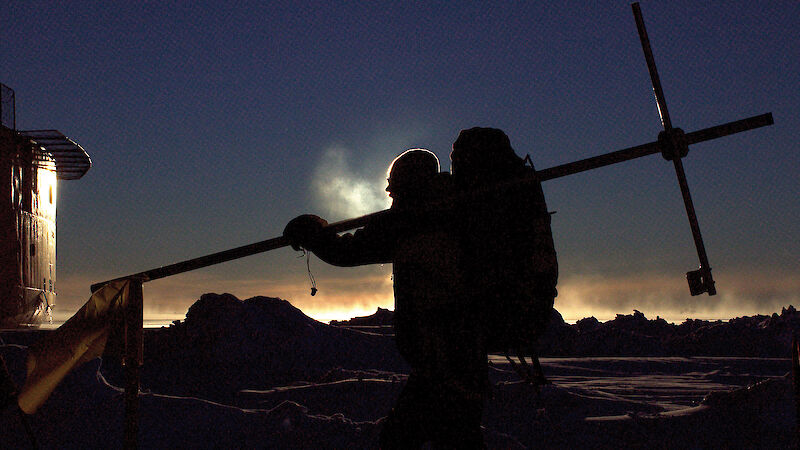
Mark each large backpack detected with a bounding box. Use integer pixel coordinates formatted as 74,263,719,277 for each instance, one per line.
452,129,558,383
496,157,558,382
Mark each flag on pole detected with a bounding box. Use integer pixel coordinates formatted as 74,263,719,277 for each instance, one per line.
17,279,132,414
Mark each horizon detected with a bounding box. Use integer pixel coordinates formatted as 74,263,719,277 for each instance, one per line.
42,294,798,329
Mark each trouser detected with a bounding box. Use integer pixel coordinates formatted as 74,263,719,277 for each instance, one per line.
381,318,487,449
380,373,485,449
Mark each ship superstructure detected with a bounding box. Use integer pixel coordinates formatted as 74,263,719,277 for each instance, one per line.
0,83,91,327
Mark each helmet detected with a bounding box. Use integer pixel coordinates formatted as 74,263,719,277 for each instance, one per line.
386,149,440,196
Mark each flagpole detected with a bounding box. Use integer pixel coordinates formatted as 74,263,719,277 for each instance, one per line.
123,279,143,450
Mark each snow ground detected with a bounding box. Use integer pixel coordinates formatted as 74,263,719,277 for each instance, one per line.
2,297,797,449
1,340,794,449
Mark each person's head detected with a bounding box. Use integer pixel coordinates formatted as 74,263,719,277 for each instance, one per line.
450,127,522,186
386,149,440,203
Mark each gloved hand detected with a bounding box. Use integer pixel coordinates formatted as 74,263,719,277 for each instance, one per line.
283,214,329,251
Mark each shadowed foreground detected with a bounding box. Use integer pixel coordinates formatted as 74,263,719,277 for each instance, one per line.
1,294,796,449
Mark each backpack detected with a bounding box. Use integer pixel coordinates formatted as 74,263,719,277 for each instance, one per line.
457,153,558,383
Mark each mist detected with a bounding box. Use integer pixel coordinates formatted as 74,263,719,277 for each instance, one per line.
556,268,800,323
311,146,392,221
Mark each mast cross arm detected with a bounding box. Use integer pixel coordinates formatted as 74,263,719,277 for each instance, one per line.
536,113,773,182
90,112,772,294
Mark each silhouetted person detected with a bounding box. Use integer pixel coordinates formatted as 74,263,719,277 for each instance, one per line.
450,127,558,383
284,149,485,448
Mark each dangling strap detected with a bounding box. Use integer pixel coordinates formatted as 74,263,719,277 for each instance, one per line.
305,251,318,296
505,351,533,383
505,347,549,386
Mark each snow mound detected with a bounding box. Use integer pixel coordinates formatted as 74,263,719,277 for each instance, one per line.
104,293,408,403
540,306,800,357
329,305,800,357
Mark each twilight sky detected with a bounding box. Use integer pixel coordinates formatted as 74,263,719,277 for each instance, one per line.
4,1,798,323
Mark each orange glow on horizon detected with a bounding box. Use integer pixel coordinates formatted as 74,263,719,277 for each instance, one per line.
52,267,798,326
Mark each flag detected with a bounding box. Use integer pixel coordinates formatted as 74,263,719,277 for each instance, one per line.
17,279,133,414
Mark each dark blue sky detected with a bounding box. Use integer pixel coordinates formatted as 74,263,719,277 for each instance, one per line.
4,1,798,322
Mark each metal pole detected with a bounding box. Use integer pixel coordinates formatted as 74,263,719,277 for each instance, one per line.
535,113,772,182
90,210,389,292
631,2,717,295
123,279,143,450
671,155,715,292
793,335,800,446
90,113,771,293
632,2,672,130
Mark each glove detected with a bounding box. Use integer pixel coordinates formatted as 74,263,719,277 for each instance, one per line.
283,214,329,251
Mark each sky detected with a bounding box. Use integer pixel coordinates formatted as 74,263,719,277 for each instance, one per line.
3,1,798,324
